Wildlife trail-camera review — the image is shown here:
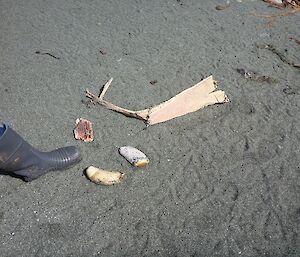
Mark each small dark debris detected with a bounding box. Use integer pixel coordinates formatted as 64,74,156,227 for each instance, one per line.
289,36,300,45
35,51,60,59
99,48,107,55
236,68,277,83
150,80,158,85
81,99,94,108
237,68,252,79
283,86,297,95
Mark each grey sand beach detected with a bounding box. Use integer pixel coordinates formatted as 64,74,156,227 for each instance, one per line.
0,0,300,256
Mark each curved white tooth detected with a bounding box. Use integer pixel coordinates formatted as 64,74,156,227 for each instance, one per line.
86,166,125,185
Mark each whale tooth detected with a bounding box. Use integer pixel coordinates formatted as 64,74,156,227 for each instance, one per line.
119,146,149,167
86,166,125,185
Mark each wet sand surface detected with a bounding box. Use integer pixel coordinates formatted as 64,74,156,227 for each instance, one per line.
0,0,299,256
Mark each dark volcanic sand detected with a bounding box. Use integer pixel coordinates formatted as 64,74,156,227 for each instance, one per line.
0,0,299,256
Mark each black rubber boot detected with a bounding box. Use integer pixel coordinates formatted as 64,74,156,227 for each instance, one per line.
0,125,81,181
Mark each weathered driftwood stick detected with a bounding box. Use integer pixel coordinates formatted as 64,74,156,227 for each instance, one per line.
86,88,149,121
85,75,229,125
99,77,113,100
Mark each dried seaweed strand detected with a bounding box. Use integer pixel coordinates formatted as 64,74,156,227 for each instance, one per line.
251,6,300,18
256,43,300,69
289,36,300,45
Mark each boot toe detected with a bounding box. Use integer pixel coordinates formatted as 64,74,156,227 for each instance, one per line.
64,146,81,164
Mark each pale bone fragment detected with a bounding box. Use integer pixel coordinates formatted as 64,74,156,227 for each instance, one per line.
86,75,229,125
